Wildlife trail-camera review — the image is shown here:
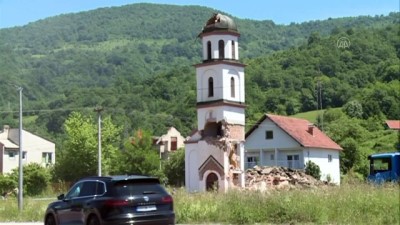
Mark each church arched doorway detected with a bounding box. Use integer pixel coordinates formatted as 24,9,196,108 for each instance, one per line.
206,172,219,191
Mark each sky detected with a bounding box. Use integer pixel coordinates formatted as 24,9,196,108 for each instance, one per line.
0,0,398,28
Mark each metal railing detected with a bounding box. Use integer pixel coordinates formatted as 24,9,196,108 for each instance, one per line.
277,160,302,169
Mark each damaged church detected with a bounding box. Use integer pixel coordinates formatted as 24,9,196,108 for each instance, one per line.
185,13,246,192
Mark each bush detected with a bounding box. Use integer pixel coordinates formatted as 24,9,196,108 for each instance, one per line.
0,175,17,196
10,163,51,196
305,161,321,180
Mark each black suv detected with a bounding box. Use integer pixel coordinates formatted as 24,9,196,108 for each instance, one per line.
44,175,175,225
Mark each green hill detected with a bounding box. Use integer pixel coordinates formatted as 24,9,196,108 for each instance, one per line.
0,3,398,141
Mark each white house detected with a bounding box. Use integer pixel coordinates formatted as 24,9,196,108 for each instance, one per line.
152,127,185,159
0,125,55,174
245,114,342,184
185,13,246,193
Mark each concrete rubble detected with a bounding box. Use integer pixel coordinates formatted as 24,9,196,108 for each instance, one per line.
245,166,327,191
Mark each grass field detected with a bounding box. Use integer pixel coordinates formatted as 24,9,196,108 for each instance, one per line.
0,183,398,224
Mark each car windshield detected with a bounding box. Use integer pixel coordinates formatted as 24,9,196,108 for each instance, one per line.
113,179,167,196
371,157,391,173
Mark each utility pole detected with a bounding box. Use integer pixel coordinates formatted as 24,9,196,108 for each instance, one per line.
17,86,23,211
318,81,324,131
94,106,103,176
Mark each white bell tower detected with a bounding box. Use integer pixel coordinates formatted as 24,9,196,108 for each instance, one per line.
196,14,245,135
185,13,246,192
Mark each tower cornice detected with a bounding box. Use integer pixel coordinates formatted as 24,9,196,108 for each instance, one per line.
199,30,240,38
194,60,246,68
196,99,246,109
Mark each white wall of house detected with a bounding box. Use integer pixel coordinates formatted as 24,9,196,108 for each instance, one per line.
1,130,55,174
245,119,300,150
304,148,340,184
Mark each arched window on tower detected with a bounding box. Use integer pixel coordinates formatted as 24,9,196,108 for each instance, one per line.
231,40,235,59
230,77,235,98
218,40,225,59
207,41,212,60
208,77,214,97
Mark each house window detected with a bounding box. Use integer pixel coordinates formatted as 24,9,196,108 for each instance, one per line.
22,151,27,160
218,40,225,59
230,77,235,98
231,40,235,59
8,151,15,158
328,154,332,162
246,156,258,169
270,154,274,161
42,152,53,164
171,137,177,151
265,130,273,139
207,41,212,60
208,77,214,97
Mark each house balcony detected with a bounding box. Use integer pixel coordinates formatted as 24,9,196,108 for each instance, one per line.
245,162,257,169
245,160,302,170
277,160,302,169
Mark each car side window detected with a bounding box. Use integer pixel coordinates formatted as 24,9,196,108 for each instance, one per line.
79,181,97,197
65,182,84,199
95,181,105,195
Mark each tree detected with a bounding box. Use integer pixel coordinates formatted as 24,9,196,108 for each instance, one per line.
118,129,160,176
343,100,363,118
54,112,121,182
163,148,185,186
339,137,360,174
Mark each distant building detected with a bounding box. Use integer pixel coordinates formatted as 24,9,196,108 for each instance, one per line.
0,125,55,174
152,127,185,159
245,114,342,184
385,120,400,130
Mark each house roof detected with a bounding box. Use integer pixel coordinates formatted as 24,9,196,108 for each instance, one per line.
0,140,19,149
245,114,342,151
386,120,400,130
0,125,55,149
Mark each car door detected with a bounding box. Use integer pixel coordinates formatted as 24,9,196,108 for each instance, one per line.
57,181,99,225
56,181,84,225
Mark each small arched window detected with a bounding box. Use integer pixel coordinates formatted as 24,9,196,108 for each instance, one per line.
230,77,235,98
218,40,225,59
207,41,212,60
231,40,235,59
208,77,214,97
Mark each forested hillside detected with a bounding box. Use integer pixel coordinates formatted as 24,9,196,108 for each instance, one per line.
0,3,398,146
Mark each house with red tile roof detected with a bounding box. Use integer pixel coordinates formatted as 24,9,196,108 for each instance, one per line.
385,120,400,130
245,114,342,184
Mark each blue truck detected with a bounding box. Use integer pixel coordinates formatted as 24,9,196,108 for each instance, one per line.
367,152,400,183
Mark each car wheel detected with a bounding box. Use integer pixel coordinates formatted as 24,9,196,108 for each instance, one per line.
45,215,56,225
88,215,100,225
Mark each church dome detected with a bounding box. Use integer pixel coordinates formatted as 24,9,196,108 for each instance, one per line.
200,13,238,35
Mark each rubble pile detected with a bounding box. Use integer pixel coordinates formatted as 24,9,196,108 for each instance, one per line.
245,166,325,191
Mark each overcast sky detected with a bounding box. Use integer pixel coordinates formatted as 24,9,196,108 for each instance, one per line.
0,0,398,28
